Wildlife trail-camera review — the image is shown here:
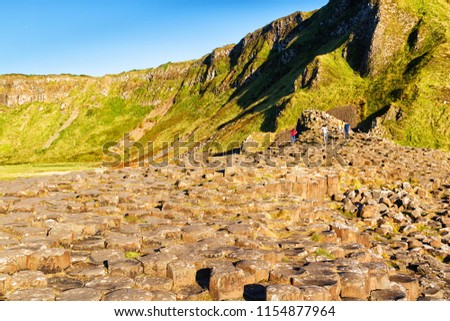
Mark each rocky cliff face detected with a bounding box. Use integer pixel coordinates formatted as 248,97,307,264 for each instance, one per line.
1,0,449,164
0,75,87,107
0,63,193,109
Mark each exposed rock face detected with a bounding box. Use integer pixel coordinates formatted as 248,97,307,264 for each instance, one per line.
327,0,418,75
365,0,418,75
369,105,403,138
0,75,86,107
297,110,350,139
328,106,362,128
0,66,191,109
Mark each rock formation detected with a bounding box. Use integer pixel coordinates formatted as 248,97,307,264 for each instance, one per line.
0,116,448,301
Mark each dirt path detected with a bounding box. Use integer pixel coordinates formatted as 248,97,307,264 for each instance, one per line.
43,109,79,149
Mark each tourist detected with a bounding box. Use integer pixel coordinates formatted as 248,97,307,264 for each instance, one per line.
344,123,350,140
290,128,297,144
321,125,328,144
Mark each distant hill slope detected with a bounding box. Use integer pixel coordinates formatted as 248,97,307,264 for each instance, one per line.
1,0,449,165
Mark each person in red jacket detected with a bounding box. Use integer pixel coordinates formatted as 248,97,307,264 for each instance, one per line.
290,128,298,144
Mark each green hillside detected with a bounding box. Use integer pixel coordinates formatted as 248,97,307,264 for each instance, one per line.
0,0,449,165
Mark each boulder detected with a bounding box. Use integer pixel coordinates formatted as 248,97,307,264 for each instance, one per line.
339,272,370,300
390,274,420,301
167,260,197,289
209,266,246,301
139,253,177,276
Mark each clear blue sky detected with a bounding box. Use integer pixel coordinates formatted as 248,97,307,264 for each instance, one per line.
1,0,328,76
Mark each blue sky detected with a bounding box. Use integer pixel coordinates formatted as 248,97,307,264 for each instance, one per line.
1,0,328,76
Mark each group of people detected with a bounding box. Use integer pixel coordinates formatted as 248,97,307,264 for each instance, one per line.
291,122,351,144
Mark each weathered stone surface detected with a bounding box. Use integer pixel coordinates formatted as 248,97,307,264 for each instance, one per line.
150,226,182,240
269,267,305,284
370,289,406,301
209,266,246,301
368,272,390,291
7,288,55,301
0,274,12,295
176,285,211,301
235,260,272,283
67,263,107,279
47,277,84,291
299,285,332,301
90,249,124,265
266,284,302,301
181,225,216,243
103,289,154,301
11,270,47,288
135,275,173,291
0,200,9,213
105,235,142,252
109,260,143,277
56,288,102,301
0,238,20,250
339,272,370,300
139,253,177,276
85,275,134,291
167,260,197,289
152,290,177,301
331,224,359,243
0,249,32,273
72,237,106,251
390,274,420,301
359,204,380,219
292,275,341,301
28,248,71,273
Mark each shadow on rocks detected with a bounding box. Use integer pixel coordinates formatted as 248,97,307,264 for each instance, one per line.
244,284,267,301
196,268,212,289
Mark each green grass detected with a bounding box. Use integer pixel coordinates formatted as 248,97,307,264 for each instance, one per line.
123,214,146,224
124,251,142,259
276,46,367,131
0,163,97,180
341,211,356,220
314,248,335,260
310,232,324,243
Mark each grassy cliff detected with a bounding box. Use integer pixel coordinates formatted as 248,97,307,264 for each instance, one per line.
0,0,448,165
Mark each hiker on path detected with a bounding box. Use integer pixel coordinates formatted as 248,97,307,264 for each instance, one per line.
321,125,328,144
344,123,350,140
290,128,298,144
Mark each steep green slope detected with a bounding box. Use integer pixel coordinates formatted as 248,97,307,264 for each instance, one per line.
0,64,191,163
276,0,449,150
0,0,449,165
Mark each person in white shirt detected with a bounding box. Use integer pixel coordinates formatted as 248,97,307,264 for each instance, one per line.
321,125,328,144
